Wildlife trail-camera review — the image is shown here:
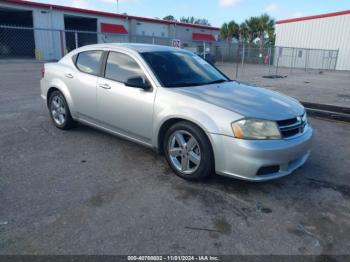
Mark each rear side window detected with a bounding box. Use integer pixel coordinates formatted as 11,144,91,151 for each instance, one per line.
105,52,146,83
76,51,103,75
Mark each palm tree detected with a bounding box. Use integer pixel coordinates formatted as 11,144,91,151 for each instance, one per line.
242,16,260,44
257,14,275,47
239,22,249,44
220,20,239,44
220,21,239,61
239,14,275,47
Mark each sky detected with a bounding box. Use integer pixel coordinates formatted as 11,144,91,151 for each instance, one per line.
26,0,350,27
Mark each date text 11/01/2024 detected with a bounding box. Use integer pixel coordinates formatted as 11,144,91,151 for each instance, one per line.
127,255,219,261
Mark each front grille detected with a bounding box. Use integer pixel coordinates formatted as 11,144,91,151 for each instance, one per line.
277,115,306,138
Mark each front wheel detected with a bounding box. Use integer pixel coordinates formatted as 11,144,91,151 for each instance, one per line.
164,121,214,181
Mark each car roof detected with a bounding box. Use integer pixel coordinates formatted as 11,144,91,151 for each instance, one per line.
83,43,189,54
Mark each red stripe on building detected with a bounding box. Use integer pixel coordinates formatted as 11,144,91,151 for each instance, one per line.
276,10,350,24
101,23,128,34
192,33,216,41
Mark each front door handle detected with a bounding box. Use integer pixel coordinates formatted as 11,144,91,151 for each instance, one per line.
65,73,74,78
99,83,111,89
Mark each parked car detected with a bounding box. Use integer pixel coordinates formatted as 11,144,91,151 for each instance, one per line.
40,43,312,181
198,52,216,64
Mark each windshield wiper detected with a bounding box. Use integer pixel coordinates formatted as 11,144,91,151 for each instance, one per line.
166,79,230,88
204,79,229,85
167,82,204,87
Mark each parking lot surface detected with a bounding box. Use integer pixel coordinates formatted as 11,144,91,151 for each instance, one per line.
1,60,350,255
217,63,350,108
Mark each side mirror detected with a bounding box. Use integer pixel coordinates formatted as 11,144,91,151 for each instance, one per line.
125,76,151,90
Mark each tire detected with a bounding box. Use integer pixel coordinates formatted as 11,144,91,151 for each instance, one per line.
48,90,76,130
163,121,214,181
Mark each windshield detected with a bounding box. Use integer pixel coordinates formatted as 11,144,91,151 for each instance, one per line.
141,51,230,87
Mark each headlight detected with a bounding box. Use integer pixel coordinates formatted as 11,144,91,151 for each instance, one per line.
302,112,308,125
231,119,281,140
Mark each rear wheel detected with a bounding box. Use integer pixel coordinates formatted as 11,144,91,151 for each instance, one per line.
48,90,75,130
164,121,214,181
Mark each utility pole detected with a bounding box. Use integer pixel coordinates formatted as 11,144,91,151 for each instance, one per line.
116,0,119,14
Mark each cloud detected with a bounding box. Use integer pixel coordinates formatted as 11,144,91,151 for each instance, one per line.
71,0,90,9
219,0,241,7
102,0,136,3
291,11,303,18
264,3,278,13
70,0,134,11
100,0,133,3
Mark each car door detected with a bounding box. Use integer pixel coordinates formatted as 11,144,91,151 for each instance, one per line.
69,50,103,121
97,51,156,144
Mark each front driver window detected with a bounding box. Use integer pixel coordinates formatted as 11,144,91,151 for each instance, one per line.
105,52,146,84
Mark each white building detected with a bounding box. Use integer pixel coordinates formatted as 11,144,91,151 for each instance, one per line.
0,0,220,60
275,10,350,71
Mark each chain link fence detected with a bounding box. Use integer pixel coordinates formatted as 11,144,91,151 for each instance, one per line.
214,44,339,79
0,25,220,60
0,25,339,78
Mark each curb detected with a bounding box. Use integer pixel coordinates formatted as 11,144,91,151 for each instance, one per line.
301,101,350,123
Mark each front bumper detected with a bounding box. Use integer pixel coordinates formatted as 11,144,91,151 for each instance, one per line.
209,126,313,181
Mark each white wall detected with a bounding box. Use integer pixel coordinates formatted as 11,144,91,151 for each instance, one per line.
275,14,350,70
33,10,64,60
134,20,169,37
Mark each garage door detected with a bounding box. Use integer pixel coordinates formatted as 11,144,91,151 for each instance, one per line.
0,8,35,58
64,15,98,52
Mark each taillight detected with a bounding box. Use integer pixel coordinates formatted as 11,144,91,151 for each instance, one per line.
41,67,45,79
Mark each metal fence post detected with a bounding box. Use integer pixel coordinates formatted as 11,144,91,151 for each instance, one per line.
268,47,272,73
241,43,245,77
221,47,224,64
60,30,65,58
235,45,239,79
74,31,78,49
203,41,206,59
275,47,280,76
290,47,295,74
334,49,339,71
305,49,310,72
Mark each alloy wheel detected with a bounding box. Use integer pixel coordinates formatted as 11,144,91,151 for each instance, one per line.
51,95,66,126
168,130,201,175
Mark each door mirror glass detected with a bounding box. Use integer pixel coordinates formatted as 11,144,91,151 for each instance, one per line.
125,76,151,90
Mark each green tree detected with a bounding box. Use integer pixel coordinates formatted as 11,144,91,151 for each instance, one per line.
257,14,275,47
180,16,211,26
163,15,177,21
239,22,249,43
242,16,260,44
220,20,239,46
220,20,239,59
240,14,275,47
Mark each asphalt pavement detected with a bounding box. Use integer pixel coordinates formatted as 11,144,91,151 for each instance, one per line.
1,60,350,255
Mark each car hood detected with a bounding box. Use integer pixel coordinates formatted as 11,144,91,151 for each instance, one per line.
169,81,304,120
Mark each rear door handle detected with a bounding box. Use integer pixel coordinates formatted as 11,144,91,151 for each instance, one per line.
99,83,111,89
65,73,74,78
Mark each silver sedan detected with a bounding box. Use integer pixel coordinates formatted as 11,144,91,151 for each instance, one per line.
40,43,312,181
